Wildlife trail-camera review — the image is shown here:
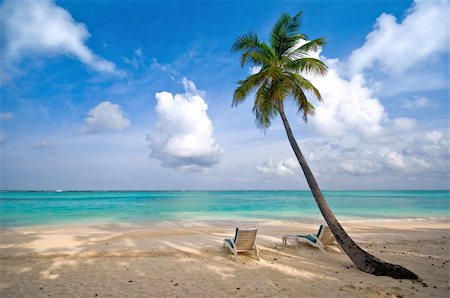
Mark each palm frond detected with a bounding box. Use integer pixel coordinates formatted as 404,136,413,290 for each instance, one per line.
297,75,322,101
253,83,279,131
253,85,273,131
231,32,260,52
295,89,316,122
270,12,304,58
266,66,284,81
232,33,275,67
270,13,291,52
286,12,303,34
260,43,277,63
232,71,267,107
240,52,270,67
298,101,316,122
284,73,321,122
286,57,328,76
289,38,326,59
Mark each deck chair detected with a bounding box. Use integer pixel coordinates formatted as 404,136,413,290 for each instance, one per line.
283,224,339,253
223,227,260,262
297,224,337,253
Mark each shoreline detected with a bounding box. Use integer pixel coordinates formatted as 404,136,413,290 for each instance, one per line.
1,219,449,297
1,216,448,231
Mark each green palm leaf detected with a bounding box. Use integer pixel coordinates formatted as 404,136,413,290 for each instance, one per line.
289,38,327,59
232,11,327,129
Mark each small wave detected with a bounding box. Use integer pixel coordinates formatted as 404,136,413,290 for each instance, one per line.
338,216,449,224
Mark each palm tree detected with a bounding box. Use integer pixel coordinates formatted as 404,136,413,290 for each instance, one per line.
232,11,417,279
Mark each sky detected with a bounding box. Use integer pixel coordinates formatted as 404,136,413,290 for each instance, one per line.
0,0,449,190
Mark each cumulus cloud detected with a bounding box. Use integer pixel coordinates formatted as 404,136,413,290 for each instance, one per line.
302,129,449,179
82,101,130,134
393,117,416,131
338,146,407,175
339,158,382,175
289,39,386,138
309,58,386,137
256,157,299,176
302,0,445,139
349,0,450,74
147,78,222,170
403,131,449,161
0,0,118,77
401,96,433,109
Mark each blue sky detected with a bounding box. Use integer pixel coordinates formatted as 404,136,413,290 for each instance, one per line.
1,0,449,190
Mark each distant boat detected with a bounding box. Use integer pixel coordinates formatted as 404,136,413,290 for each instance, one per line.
55,189,64,192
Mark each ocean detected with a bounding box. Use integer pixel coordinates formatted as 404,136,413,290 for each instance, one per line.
0,190,448,228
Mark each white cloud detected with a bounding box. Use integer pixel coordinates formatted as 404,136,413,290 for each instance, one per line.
381,148,406,169
150,58,178,76
82,101,130,134
0,0,117,76
339,146,406,175
401,96,433,109
349,0,450,75
309,58,386,137
301,128,449,180
286,40,385,138
256,157,299,176
403,131,449,160
0,112,14,121
393,117,416,130
147,78,222,170
339,158,382,175
424,131,443,144
301,3,443,139
123,48,144,68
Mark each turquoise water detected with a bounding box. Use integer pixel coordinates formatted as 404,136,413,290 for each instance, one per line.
0,190,448,228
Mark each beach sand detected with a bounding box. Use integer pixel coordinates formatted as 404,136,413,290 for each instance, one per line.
0,220,448,297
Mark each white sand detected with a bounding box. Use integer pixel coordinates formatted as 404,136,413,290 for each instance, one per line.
0,219,448,297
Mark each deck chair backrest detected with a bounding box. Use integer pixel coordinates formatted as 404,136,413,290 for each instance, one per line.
234,228,257,252
317,224,335,245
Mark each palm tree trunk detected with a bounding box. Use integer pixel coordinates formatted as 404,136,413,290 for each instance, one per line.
277,101,418,279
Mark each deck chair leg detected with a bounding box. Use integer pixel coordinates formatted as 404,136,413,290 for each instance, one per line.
317,241,326,253
253,244,260,261
233,250,239,262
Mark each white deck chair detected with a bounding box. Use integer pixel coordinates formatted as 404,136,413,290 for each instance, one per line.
223,228,260,262
283,224,339,253
297,224,337,253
